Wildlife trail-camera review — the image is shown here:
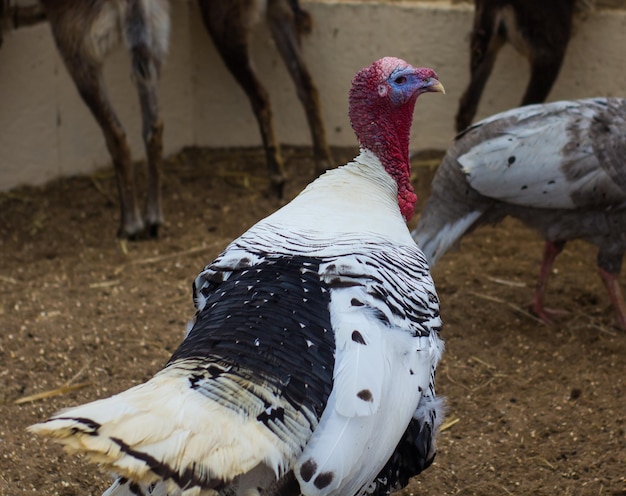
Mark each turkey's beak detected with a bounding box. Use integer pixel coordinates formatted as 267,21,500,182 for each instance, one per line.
426,79,445,94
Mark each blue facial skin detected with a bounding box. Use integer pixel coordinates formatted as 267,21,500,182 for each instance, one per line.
387,66,434,106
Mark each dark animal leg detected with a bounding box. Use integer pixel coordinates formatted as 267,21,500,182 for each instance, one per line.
0,0,4,48
455,26,505,132
266,0,333,174
520,54,567,105
457,0,575,132
66,63,145,239
130,43,164,238
199,2,286,198
598,268,626,331
529,240,568,323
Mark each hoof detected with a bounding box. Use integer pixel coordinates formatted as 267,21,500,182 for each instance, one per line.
270,174,287,200
147,223,160,239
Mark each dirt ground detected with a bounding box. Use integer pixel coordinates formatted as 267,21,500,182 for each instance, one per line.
0,146,624,496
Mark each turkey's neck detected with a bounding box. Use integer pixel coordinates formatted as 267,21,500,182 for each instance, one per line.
357,102,416,221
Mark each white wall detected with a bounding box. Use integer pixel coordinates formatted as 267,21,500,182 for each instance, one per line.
0,0,625,191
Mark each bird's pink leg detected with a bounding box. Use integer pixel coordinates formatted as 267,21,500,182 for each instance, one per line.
529,240,567,323
598,268,626,331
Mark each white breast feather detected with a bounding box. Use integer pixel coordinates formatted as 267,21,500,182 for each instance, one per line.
295,330,436,496
291,248,441,496
330,288,385,418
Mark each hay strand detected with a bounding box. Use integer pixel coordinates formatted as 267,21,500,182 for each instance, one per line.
440,416,460,432
14,362,91,405
469,291,547,325
14,383,91,405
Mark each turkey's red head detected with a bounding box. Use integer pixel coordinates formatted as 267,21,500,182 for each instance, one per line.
349,57,444,221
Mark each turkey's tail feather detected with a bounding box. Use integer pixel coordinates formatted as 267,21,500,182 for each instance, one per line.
413,210,482,266
28,368,286,494
412,148,487,266
411,211,482,267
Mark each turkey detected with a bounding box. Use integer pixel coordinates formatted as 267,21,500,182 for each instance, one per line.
413,97,626,330
29,57,446,496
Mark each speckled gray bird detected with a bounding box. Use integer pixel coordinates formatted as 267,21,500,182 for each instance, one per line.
413,97,626,329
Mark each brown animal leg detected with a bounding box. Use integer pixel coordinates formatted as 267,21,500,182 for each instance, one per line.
529,240,568,323
198,1,286,198
66,64,145,239
266,0,333,174
42,0,169,240
130,45,164,238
